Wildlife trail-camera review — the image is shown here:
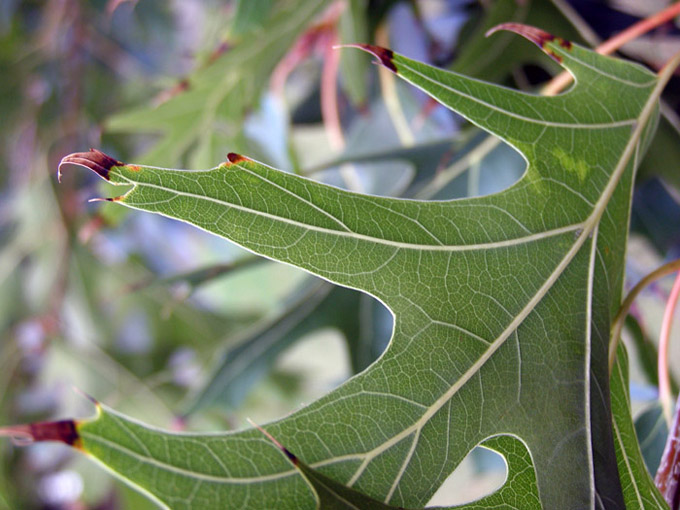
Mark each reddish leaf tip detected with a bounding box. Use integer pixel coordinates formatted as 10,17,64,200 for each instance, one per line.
88,196,123,203
0,420,81,449
486,23,572,63
226,152,248,164
343,43,397,73
58,149,124,182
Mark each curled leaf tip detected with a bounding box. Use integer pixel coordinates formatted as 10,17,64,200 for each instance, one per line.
58,148,124,182
0,420,81,448
226,152,248,164
344,44,397,73
486,23,572,63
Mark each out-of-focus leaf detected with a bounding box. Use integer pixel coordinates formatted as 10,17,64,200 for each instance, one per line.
128,256,264,295
229,0,275,39
183,279,348,414
339,0,370,107
635,402,669,476
624,315,679,394
106,0,326,168
638,106,680,190
631,176,680,253
68,243,258,379
625,314,660,387
611,346,669,509
52,29,676,507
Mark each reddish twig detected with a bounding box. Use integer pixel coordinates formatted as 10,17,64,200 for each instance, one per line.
610,259,680,371
655,393,680,509
659,272,680,425
321,30,344,150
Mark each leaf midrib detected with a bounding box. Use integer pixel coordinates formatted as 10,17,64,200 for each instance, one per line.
118,173,585,251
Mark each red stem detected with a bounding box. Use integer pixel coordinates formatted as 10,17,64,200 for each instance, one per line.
321,31,344,150
656,393,680,509
659,272,680,425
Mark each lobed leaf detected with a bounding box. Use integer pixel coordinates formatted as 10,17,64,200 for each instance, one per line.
53,25,680,509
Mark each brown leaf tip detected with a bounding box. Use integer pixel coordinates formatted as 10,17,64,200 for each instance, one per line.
345,44,397,73
0,420,81,449
486,23,572,63
226,152,248,165
88,196,123,203
58,149,124,182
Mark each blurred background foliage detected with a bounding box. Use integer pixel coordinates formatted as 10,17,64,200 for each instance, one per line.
1,1,680,508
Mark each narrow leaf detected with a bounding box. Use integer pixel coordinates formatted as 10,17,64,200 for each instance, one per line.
611,345,669,509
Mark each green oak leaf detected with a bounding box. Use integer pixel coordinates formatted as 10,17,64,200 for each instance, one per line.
52,25,680,509
634,403,668,476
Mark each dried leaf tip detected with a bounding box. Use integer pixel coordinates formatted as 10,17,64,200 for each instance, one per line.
486,23,572,63
343,44,397,73
226,152,248,165
0,420,81,448
247,419,298,465
58,148,124,182
88,196,123,203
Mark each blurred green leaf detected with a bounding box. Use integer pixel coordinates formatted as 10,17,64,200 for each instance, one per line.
183,279,344,414
339,0,370,107
625,315,679,394
638,105,680,189
106,0,326,168
229,0,275,39
634,402,669,477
